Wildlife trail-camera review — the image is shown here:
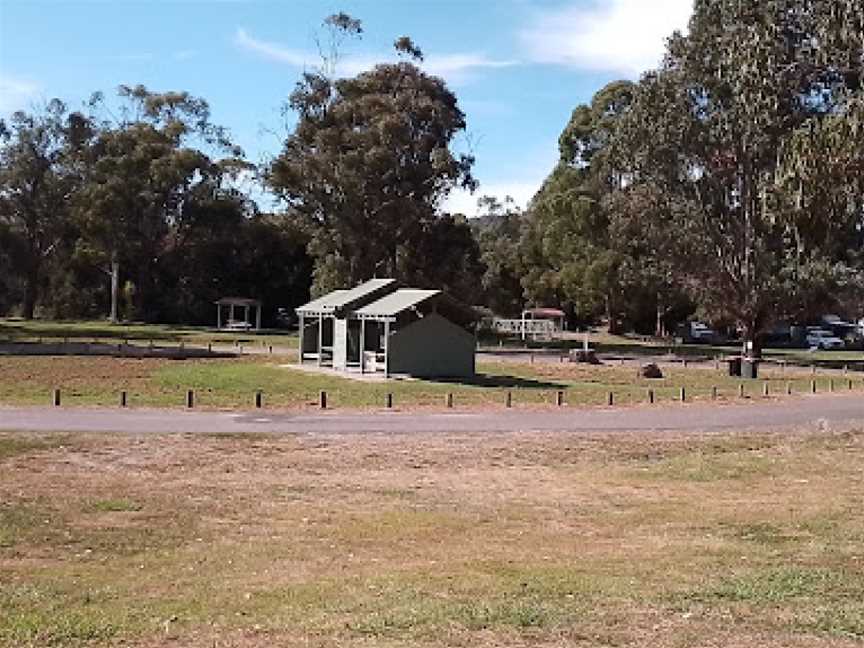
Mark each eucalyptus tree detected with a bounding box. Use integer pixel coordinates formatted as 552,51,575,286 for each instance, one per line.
0,100,79,318
472,196,525,317
520,81,636,330
268,16,477,295
611,0,864,354
74,85,245,322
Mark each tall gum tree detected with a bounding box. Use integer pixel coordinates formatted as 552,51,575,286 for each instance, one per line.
0,100,77,318
611,0,864,356
74,85,245,322
267,18,477,295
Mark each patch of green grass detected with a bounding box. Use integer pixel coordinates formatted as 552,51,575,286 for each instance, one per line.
637,448,777,482
685,567,863,604
0,435,69,461
86,498,143,513
0,583,128,647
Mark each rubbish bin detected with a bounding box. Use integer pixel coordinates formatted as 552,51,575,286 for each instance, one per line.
728,357,742,377
742,358,759,379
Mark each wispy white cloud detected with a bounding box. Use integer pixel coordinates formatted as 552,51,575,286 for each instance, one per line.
0,74,40,112
423,53,517,83
234,27,313,67
234,27,516,83
520,0,692,76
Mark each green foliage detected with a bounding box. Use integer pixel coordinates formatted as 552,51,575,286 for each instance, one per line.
610,0,864,346
268,28,479,299
472,196,525,316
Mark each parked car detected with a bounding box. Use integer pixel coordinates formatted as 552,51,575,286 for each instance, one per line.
689,321,718,344
821,314,857,338
805,329,846,350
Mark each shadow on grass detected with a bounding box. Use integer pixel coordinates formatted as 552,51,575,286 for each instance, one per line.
0,340,235,359
429,373,566,390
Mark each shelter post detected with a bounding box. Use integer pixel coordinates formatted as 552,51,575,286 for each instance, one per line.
360,318,366,374
317,314,323,367
256,304,261,331
298,313,305,364
383,320,390,378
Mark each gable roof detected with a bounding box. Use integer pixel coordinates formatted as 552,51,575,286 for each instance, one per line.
353,289,440,319
295,278,397,316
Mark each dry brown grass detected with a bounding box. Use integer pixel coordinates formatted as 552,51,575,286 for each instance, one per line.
2,424,863,647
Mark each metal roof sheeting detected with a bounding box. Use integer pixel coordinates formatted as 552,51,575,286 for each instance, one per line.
354,289,440,318
295,290,348,314
295,278,397,315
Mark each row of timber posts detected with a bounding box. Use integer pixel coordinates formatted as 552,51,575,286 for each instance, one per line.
42,374,864,409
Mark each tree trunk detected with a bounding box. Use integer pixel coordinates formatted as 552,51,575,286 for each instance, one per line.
109,253,120,324
22,270,37,320
606,294,622,335
741,321,762,360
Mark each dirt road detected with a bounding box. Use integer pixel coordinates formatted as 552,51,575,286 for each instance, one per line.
1,393,863,435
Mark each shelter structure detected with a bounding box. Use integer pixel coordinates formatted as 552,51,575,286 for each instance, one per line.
295,279,476,378
215,297,262,331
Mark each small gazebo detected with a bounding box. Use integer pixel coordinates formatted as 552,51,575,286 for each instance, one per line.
215,297,262,331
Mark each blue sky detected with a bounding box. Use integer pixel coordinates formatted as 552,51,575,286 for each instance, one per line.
0,0,692,214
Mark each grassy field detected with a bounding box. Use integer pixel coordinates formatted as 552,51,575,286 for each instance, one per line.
0,354,858,410
1,425,863,647
4,319,862,365
0,318,298,350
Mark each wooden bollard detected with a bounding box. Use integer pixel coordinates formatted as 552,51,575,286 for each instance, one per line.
647,389,655,404
120,390,127,407
680,386,686,402
811,365,816,375
269,345,273,354
505,391,512,408
255,391,263,408
207,342,212,353
186,390,194,408
811,380,817,394
739,384,745,398
712,386,718,400
607,392,614,406
319,390,327,409
786,382,792,395
849,379,854,391
555,390,564,407
829,379,834,393
385,393,393,409
446,393,453,408
52,388,61,407
763,382,769,397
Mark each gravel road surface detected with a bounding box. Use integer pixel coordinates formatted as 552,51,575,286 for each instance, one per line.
1,393,863,435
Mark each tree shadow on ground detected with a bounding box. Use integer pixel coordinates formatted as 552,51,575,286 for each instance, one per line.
428,373,567,390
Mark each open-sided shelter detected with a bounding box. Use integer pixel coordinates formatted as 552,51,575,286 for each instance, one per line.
215,297,262,331
295,279,475,378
